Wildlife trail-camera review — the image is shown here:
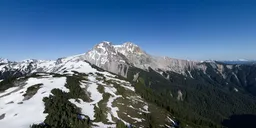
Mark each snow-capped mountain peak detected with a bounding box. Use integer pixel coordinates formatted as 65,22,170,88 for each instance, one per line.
122,42,139,50
83,41,205,77
0,41,233,80
115,42,145,55
91,41,145,56
93,41,116,53
85,41,156,77
0,58,9,64
101,40,112,45
20,59,39,63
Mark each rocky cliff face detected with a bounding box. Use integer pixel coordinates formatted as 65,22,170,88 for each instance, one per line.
1,41,254,91
0,41,235,79
83,41,207,77
83,41,256,96
83,41,130,77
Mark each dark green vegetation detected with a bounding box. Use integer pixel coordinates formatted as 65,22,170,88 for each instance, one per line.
116,120,136,128
190,62,256,96
65,76,90,102
0,72,64,92
94,92,111,124
102,75,173,128
94,85,111,124
0,76,17,92
31,76,91,128
0,72,54,92
126,65,256,128
23,84,42,100
0,69,24,80
116,120,127,128
0,113,5,120
221,114,256,128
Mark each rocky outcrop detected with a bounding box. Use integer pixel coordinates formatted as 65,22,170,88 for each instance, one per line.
84,41,208,77
84,41,130,77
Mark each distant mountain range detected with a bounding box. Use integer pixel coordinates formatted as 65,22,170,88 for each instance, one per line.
217,60,256,65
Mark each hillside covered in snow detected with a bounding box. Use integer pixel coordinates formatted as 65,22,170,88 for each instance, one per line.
0,60,175,128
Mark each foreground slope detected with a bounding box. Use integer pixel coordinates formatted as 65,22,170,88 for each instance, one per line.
0,60,176,128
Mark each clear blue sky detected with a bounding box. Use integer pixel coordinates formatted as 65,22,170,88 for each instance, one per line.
0,0,256,61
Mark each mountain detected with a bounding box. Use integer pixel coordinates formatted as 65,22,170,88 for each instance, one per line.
0,41,256,128
84,42,256,96
217,60,256,65
84,41,202,77
0,58,8,64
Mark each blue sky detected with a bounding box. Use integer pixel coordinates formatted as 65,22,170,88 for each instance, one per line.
0,0,256,61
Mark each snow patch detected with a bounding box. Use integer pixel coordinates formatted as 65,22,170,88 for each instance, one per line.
87,76,103,103
104,86,117,96
69,99,95,120
128,105,135,109
0,77,68,128
107,95,122,121
105,76,134,92
177,90,183,101
36,73,49,76
57,61,97,74
107,113,114,123
127,115,142,122
234,88,239,92
69,77,103,120
232,73,240,83
187,71,194,78
133,72,140,82
93,122,115,128
143,105,148,111
167,116,175,124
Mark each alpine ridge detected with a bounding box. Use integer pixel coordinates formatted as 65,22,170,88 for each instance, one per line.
84,41,206,78
0,41,224,79
1,41,256,95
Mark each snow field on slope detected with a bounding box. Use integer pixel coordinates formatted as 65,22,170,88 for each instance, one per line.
0,77,68,128
0,58,147,128
107,95,122,122
68,70,140,127
104,75,135,91
68,73,124,127
69,76,103,120
127,115,143,122
59,61,146,127
56,59,116,77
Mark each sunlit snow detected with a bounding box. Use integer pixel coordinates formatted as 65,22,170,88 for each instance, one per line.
0,77,68,128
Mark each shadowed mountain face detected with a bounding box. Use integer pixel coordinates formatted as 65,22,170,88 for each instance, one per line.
222,114,256,128
126,66,256,127
189,62,256,96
